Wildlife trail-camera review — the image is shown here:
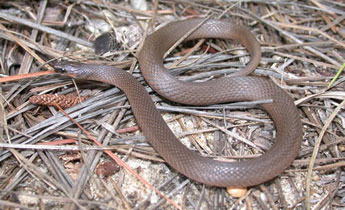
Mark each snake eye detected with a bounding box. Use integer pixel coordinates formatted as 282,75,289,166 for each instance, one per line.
54,61,77,74
53,61,70,73
54,65,67,73
53,61,82,78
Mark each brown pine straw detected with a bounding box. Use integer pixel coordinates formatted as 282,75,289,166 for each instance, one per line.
53,102,182,210
0,70,55,83
305,99,345,210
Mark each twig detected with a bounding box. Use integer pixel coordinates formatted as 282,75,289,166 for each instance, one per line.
0,70,55,83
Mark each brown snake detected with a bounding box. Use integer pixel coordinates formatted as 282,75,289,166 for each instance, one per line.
55,18,302,187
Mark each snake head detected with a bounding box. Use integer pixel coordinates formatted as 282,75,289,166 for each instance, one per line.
54,61,82,78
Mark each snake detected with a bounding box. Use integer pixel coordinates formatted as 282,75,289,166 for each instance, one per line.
54,18,302,187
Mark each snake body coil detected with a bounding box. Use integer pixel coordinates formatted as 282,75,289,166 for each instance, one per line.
56,18,302,187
